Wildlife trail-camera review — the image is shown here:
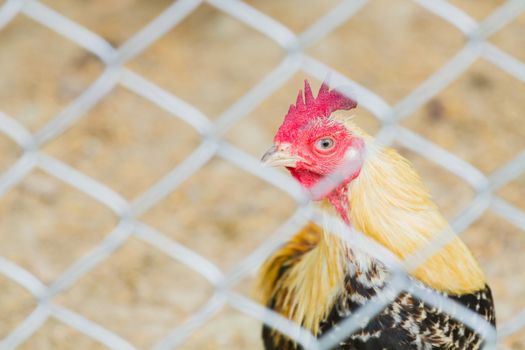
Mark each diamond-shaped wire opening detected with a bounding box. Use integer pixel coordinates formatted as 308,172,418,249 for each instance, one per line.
55,237,214,348
140,157,297,271
497,173,525,212
0,134,21,174
0,16,104,132
43,86,201,199
447,0,508,21
461,210,525,347
242,0,341,33
0,276,36,340
40,0,174,45
307,0,464,103
127,3,285,118
178,306,262,350
490,12,525,63
394,144,476,219
461,211,525,325
402,59,525,174
0,169,117,283
20,318,108,350
225,74,381,158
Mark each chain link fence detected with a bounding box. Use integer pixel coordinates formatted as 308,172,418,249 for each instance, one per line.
1,0,525,349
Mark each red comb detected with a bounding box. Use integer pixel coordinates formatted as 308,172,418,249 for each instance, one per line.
275,79,357,142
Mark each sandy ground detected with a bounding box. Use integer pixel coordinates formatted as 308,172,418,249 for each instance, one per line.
0,0,524,349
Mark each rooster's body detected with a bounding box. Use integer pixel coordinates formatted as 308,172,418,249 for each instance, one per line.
258,81,495,349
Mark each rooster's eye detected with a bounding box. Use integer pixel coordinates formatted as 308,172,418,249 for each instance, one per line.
314,137,335,152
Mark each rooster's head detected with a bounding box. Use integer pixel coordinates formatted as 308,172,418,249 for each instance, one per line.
262,80,365,199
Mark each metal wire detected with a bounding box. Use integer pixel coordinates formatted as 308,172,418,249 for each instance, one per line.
1,0,525,349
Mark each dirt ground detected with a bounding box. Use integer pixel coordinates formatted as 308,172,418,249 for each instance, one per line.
1,0,524,349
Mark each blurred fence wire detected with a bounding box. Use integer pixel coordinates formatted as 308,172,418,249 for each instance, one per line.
1,0,525,349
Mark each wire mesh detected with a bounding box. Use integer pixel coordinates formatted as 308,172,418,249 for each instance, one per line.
1,0,525,349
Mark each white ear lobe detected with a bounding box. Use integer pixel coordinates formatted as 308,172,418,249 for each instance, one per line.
346,148,358,160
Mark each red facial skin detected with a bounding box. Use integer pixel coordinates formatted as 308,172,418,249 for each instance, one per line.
271,79,361,224
275,118,364,224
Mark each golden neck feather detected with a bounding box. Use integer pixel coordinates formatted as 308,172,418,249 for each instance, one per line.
349,140,486,294
261,225,348,336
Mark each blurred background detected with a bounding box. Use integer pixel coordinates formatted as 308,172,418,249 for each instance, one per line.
1,0,525,349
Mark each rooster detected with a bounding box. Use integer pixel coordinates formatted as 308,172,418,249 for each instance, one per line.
258,80,495,349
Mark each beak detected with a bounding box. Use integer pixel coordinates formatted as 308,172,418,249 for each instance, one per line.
261,144,298,167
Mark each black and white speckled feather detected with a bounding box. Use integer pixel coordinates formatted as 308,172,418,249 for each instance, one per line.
262,245,496,350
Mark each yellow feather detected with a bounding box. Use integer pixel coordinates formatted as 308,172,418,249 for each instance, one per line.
258,223,348,336
337,116,486,293
349,142,486,294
